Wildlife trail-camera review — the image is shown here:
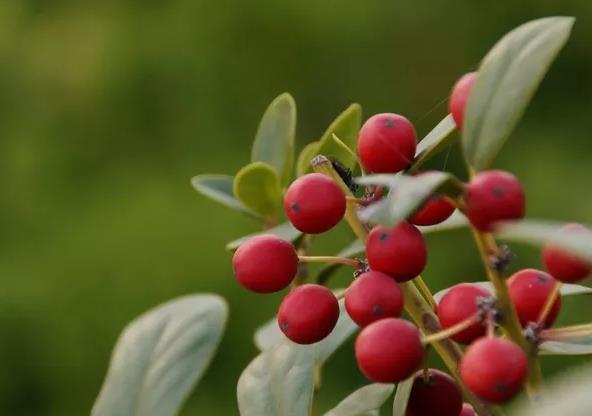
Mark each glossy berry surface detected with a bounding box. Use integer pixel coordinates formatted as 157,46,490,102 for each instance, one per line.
437,283,490,344
459,403,476,416
508,268,561,328
284,173,346,234
465,170,525,231
355,318,424,383
232,235,298,293
357,113,417,173
277,284,339,344
449,72,478,129
406,368,463,416
409,194,456,226
542,223,592,282
345,271,404,327
460,337,527,403
366,223,427,282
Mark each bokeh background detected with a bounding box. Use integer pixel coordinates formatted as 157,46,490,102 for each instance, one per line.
1,1,592,414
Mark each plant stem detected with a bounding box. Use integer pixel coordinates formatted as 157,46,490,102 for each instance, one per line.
422,315,479,344
413,276,437,310
312,155,502,416
298,255,360,268
469,227,543,398
537,281,562,326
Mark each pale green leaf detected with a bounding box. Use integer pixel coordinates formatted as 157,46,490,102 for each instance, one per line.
191,174,261,218
92,295,228,416
225,222,302,251
296,141,321,177
539,339,592,355
234,162,283,217
392,377,414,416
324,383,395,416
463,17,575,170
409,114,457,173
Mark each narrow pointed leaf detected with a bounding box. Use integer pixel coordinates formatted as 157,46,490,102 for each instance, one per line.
409,114,457,173
92,295,228,416
463,17,575,170
324,383,395,416
539,339,592,355
392,377,414,416
234,162,283,217
251,93,297,184
226,222,302,251
191,175,261,218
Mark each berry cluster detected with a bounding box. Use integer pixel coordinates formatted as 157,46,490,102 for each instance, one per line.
231,71,592,412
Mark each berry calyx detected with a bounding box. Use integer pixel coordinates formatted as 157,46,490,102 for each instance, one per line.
459,403,476,416
357,113,417,173
284,173,346,234
345,271,404,327
277,284,339,344
460,337,527,403
366,223,427,282
406,368,463,416
449,72,478,129
542,223,592,282
232,235,298,293
464,170,525,231
507,268,561,328
355,318,424,383
409,194,456,226
437,283,491,344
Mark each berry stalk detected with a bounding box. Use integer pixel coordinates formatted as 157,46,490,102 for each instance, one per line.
312,155,501,416
298,255,361,268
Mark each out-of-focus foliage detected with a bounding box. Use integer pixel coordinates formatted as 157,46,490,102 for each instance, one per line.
1,1,592,415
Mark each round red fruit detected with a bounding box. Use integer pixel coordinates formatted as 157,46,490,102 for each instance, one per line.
355,318,424,383
345,271,404,327
449,72,478,129
460,337,527,403
437,283,491,344
357,113,417,173
366,223,427,282
284,173,346,234
542,223,592,282
406,368,463,416
459,403,476,416
508,268,561,328
409,194,456,226
464,170,525,231
232,235,298,293
278,284,339,344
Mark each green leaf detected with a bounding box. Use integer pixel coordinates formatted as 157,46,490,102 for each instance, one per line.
251,93,297,184
331,133,360,166
495,220,592,263
191,174,261,218
357,172,463,227
91,295,228,416
409,114,457,173
539,339,592,355
391,377,414,416
463,17,575,170
225,222,302,251
234,162,283,218
417,210,468,234
434,281,591,304
241,302,357,416
296,141,321,177
324,383,395,416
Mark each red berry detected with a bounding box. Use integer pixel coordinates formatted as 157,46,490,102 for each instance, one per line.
357,113,417,173
449,72,478,129
355,318,424,383
460,337,527,403
406,368,463,416
437,283,490,344
277,284,339,344
284,173,346,234
345,271,404,327
232,235,298,293
508,269,561,328
465,170,525,231
542,223,592,282
459,403,476,416
410,194,456,226
366,223,427,282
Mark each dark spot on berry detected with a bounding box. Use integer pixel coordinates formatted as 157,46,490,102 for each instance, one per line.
432,194,442,201
537,274,548,283
384,119,394,128
494,382,508,393
379,233,389,241
372,304,383,316
290,202,299,212
280,321,289,331
492,186,505,198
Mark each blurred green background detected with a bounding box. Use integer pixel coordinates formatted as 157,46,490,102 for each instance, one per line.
1,1,592,414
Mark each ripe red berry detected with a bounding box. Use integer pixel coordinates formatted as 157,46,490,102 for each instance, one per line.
542,223,592,282
459,403,476,416
284,173,346,234
277,284,339,344
355,318,424,383
345,271,404,327
465,170,525,231
409,194,456,226
437,283,490,344
357,113,417,173
460,337,527,403
507,268,561,328
449,72,478,129
406,368,463,416
366,223,427,282
232,235,298,293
